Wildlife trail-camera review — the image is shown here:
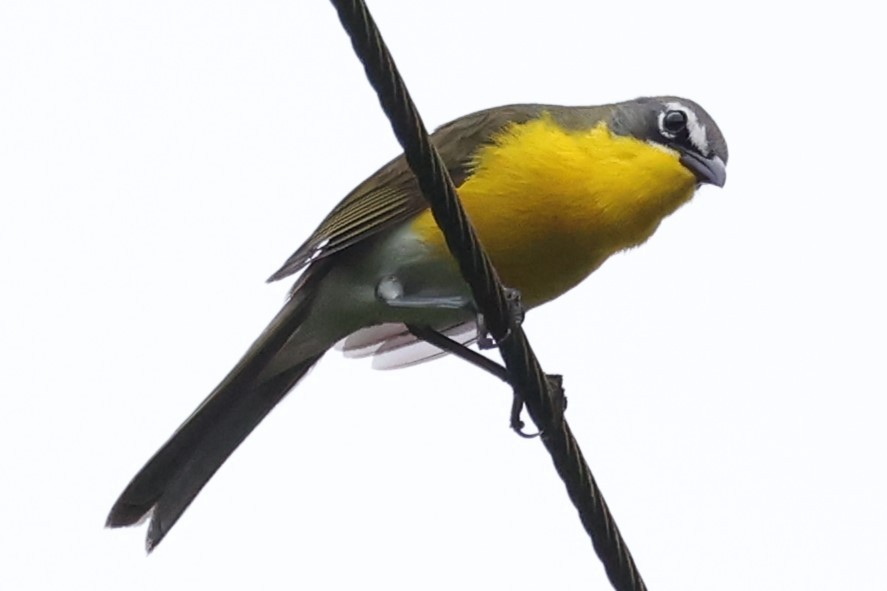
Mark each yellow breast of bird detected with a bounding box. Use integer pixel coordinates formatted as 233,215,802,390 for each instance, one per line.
410,114,698,307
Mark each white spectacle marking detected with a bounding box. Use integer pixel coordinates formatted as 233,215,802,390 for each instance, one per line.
663,101,710,156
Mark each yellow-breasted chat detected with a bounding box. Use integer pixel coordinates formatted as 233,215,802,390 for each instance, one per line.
107,96,728,551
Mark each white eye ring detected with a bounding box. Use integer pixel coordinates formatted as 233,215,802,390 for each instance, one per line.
661,100,711,156
658,109,688,138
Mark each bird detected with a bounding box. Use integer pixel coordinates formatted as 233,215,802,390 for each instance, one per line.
107,96,728,551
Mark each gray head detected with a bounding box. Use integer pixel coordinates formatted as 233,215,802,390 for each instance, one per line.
610,96,728,187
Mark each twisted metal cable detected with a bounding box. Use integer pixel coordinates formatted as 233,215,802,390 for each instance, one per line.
328,1,648,589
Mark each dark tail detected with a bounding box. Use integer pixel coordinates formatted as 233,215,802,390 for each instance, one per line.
107,269,329,552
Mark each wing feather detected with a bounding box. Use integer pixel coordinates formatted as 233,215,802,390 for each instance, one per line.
267,105,548,282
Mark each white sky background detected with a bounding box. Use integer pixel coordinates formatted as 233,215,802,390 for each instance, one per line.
1,1,884,589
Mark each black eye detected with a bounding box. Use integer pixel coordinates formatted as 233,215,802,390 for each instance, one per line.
662,110,688,134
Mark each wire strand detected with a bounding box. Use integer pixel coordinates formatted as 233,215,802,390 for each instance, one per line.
327,2,648,589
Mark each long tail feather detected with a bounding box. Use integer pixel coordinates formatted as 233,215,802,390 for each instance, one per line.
107,269,330,551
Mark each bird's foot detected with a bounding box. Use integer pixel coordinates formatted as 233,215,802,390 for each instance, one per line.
510,374,567,438
477,287,525,349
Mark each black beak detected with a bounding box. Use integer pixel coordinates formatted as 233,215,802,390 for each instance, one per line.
678,150,727,188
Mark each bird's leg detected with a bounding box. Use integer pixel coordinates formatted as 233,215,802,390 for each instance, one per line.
406,324,548,438
476,287,525,349
406,325,508,382
393,282,555,439
472,287,549,437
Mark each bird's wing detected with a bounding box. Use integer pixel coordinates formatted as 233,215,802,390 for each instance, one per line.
267,104,547,282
